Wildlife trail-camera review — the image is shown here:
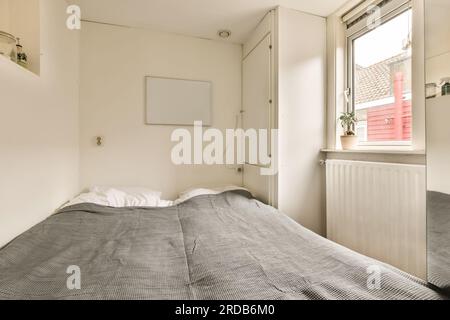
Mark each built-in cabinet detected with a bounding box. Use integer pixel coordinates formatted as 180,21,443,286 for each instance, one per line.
242,7,327,235
242,13,276,206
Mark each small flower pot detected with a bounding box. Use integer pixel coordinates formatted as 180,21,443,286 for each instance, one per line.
341,135,358,150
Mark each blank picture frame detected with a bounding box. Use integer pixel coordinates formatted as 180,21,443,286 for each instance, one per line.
145,76,212,126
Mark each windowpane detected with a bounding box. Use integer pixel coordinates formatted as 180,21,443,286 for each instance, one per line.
353,9,412,145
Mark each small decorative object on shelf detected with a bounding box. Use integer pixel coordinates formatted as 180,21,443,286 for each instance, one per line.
0,30,17,61
339,111,359,150
16,38,28,68
426,83,437,99
441,77,450,96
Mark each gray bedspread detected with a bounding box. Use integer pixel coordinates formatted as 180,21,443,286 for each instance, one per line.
428,191,450,292
0,191,444,300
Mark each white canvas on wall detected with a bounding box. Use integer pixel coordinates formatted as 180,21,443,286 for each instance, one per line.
145,76,212,126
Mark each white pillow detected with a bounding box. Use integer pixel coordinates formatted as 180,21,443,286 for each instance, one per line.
175,186,250,205
62,186,165,208
62,191,114,208
90,186,162,207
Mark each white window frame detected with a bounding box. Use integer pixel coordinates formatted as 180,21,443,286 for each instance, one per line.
345,0,413,147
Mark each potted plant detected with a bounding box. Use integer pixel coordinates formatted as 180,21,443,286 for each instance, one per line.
339,112,358,150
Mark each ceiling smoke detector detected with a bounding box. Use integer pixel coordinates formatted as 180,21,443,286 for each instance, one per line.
218,30,231,39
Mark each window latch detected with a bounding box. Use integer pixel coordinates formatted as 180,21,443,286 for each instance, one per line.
344,88,351,104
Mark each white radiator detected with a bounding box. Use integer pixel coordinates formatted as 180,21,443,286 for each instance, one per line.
326,160,427,279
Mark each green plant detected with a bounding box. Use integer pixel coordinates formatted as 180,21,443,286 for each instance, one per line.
339,112,358,136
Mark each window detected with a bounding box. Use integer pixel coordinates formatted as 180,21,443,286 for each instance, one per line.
347,2,412,146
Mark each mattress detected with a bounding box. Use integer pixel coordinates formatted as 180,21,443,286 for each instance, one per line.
0,191,444,300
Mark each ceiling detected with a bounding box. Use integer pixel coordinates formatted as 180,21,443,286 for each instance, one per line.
78,0,349,44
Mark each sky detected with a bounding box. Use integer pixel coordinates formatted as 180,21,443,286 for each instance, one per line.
354,9,412,67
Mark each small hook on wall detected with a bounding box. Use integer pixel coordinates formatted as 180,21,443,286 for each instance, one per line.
96,136,103,146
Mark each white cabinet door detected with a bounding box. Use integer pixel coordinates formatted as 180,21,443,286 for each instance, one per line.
242,34,273,204
242,34,272,166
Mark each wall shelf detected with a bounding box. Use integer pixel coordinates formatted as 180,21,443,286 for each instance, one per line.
0,0,40,76
0,53,39,78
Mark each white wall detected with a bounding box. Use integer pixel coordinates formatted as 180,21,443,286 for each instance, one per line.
425,0,450,85
0,0,80,248
427,96,450,194
277,7,327,235
426,53,450,85
0,0,10,32
79,22,243,200
326,14,346,150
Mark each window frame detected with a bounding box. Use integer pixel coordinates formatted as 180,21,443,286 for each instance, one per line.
345,0,413,147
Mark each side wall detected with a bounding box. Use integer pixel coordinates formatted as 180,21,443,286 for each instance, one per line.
425,0,450,85
277,7,327,235
0,0,80,247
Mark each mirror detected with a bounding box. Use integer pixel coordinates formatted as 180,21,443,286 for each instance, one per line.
426,0,450,293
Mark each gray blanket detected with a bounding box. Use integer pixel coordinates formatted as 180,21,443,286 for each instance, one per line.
0,191,444,300
428,191,450,292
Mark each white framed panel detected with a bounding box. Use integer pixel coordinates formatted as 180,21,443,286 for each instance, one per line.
146,76,212,126
243,33,272,167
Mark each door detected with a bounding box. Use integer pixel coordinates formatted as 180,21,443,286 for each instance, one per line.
242,34,273,204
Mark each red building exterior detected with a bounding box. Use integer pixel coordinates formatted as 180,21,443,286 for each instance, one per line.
355,54,412,143
367,73,412,142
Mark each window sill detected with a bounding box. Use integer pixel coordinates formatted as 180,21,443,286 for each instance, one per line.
321,148,425,156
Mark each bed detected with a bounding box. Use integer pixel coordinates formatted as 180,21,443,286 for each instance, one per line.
0,190,445,300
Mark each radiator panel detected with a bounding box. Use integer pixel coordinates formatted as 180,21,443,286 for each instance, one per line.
326,160,426,279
